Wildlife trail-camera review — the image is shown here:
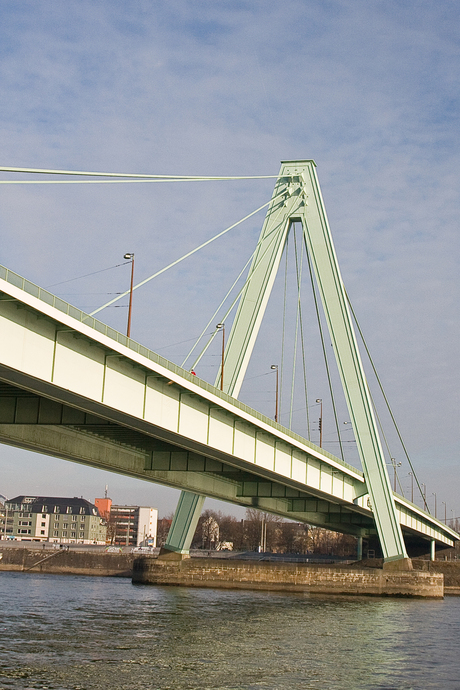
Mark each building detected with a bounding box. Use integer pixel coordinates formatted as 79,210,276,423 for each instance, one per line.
1,496,107,544
107,505,157,547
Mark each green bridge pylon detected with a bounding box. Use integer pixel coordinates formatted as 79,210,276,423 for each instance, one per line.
165,160,408,563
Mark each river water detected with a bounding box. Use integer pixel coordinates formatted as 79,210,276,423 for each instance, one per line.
1,572,459,690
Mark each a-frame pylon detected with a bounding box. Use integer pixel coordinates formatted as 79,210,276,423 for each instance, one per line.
164,160,408,563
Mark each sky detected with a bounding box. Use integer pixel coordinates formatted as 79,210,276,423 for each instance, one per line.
0,1,459,523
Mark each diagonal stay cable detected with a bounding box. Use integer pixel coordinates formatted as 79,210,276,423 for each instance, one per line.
369,388,406,497
0,165,277,181
304,233,344,461
181,252,255,369
346,293,429,511
89,191,286,317
289,225,302,430
279,234,289,424
186,202,290,373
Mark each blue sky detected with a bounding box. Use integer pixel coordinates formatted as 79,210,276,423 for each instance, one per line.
0,1,459,522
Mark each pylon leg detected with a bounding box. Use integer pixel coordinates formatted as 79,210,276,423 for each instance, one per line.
162,490,205,555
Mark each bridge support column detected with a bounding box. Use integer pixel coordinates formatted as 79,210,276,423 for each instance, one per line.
357,536,363,561
430,539,436,562
161,490,205,557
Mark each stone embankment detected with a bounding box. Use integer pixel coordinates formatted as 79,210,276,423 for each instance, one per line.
2,545,460,598
0,546,133,577
132,555,445,598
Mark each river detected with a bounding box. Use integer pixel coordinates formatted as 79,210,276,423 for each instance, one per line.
1,572,459,689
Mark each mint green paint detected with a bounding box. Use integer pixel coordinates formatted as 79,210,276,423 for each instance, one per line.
163,491,205,553
217,160,407,561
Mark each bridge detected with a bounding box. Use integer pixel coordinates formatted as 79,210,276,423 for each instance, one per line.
0,160,457,563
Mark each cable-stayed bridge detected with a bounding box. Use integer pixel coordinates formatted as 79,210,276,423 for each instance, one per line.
0,160,457,563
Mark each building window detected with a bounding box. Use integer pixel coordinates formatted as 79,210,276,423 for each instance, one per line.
79,507,85,514
71,532,76,538
63,523,68,529
54,522,59,529
80,516,85,522
54,506,60,513
79,532,84,538
41,522,46,527
53,531,59,537
40,530,45,535
72,515,77,522
62,531,67,537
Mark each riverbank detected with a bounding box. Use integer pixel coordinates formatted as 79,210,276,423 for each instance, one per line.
2,546,460,597
0,545,133,577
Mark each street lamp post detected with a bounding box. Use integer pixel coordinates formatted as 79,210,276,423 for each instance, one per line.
442,501,447,524
0,495,8,540
216,323,225,391
271,365,279,422
124,253,135,338
432,492,437,519
316,399,323,447
408,472,414,503
390,458,401,493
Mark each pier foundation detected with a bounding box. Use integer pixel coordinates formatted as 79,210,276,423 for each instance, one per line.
133,556,443,598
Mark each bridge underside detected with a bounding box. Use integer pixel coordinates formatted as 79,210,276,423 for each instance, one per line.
0,375,446,557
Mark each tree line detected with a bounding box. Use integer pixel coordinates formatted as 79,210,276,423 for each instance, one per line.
157,507,358,557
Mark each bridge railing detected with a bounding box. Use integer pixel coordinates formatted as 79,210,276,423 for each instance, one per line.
0,264,361,477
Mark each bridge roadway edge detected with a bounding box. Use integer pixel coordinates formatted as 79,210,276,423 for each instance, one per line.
132,555,444,598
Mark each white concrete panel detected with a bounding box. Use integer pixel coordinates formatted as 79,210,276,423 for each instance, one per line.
274,443,291,478
53,335,105,401
103,361,145,417
144,379,180,432
306,458,321,489
208,410,234,454
330,475,344,499
320,468,332,495
0,309,54,381
292,449,306,482
233,421,255,463
178,394,209,444
255,433,275,471
343,478,355,503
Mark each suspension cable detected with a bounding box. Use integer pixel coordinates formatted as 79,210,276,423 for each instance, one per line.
184,201,290,374
346,294,429,511
279,234,289,423
288,226,302,429
369,389,406,497
304,234,345,460
182,252,256,369
0,165,277,181
89,190,286,317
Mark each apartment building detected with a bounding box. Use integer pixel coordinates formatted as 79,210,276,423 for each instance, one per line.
1,495,106,544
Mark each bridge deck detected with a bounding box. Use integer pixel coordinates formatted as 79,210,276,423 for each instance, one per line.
0,265,457,551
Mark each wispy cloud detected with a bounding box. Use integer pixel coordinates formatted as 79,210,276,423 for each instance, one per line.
0,0,458,516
